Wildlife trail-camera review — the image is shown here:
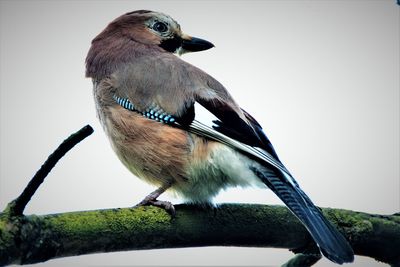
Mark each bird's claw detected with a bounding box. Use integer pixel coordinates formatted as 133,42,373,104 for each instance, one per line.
135,198,176,217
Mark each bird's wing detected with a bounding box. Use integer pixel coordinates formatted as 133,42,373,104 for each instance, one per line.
196,96,282,161
111,54,280,162
171,73,294,180
181,102,293,180
112,54,292,179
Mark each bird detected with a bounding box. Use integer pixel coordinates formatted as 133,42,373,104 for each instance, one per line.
86,10,354,264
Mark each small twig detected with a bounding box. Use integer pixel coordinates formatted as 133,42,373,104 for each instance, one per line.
7,125,94,216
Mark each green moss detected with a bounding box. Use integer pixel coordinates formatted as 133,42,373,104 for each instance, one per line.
0,218,11,245
0,216,16,264
41,206,173,253
323,208,373,240
48,207,170,235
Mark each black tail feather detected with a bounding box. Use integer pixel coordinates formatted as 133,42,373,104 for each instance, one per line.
254,168,354,264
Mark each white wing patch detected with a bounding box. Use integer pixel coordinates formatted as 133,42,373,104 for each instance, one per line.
181,101,298,187
192,101,219,129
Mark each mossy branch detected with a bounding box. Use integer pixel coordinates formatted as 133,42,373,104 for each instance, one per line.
0,205,399,266
0,125,399,266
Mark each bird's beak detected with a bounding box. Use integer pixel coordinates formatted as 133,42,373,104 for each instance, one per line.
178,34,214,55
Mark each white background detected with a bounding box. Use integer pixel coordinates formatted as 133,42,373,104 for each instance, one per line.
0,1,398,266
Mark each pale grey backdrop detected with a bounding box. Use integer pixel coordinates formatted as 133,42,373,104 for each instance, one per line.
0,0,398,266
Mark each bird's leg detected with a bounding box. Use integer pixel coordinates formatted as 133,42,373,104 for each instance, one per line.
135,184,175,216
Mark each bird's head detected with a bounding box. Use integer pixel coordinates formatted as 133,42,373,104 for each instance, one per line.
96,10,214,55
86,10,214,79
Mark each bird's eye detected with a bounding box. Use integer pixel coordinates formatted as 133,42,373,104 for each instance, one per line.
153,22,168,33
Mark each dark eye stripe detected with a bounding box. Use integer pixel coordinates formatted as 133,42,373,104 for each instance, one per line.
159,36,182,53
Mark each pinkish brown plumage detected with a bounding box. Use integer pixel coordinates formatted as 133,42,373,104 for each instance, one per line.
86,10,354,264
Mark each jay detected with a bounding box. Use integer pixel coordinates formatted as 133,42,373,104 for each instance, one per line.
86,10,354,264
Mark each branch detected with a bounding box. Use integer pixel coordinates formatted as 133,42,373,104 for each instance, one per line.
5,125,93,216
0,204,399,266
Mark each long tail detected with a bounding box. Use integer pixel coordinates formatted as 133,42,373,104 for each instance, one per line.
253,167,354,264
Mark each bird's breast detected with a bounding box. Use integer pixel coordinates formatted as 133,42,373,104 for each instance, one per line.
103,104,191,187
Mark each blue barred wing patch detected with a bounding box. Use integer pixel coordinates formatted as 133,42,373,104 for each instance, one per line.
113,94,176,124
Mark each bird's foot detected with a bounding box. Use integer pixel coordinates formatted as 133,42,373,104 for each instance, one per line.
135,198,176,216
135,188,175,216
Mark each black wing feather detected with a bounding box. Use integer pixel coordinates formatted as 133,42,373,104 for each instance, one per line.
195,98,282,162
241,109,281,162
